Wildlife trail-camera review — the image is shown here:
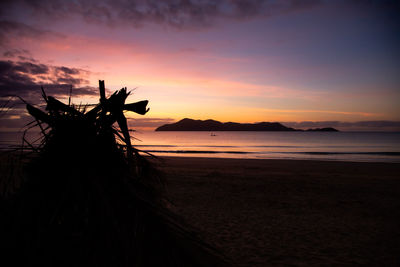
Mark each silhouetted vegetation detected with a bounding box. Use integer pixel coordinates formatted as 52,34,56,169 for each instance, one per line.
0,81,228,266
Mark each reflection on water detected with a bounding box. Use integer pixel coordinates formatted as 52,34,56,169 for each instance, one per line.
132,131,400,163
2,131,400,162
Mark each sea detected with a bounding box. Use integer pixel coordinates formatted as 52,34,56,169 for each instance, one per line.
131,131,400,163
1,131,399,163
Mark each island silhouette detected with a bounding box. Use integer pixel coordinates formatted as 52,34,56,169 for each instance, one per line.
156,118,338,132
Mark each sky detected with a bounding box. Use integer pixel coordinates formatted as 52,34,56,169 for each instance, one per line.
0,0,399,131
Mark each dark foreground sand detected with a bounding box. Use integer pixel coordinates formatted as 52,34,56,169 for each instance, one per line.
155,157,400,266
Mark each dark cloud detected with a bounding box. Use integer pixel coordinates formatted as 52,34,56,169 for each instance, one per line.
0,20,65,45
3,49,31,58
2,49,38,63
348,0,399,9
14,61,49,75
0,113,31,128
56,66,81,75
283,121,400,131
0,59,97,103
17,56,37,62
0,20,45,39
0,58,98,133
0,0,323,30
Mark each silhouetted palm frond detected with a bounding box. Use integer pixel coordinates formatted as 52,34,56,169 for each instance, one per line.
2,80,229,267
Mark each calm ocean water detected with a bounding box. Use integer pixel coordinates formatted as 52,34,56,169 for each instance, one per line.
1,131,399,162
132,131,400,163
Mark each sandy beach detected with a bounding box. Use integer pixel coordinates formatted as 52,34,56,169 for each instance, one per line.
156,157,400,266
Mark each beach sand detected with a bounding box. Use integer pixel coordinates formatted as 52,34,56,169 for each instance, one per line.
155,157,400,266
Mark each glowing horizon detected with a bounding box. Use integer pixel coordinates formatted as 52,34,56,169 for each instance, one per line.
0,0,399,132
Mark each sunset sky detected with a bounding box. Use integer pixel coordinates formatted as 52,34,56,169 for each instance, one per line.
1,0,399,131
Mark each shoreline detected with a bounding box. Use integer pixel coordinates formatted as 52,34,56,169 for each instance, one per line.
156,156,400,266
151,155,400,164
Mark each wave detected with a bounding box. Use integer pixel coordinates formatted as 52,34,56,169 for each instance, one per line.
289,152,400,156
144,150,400,156
136,144,390,149
136,145,238,148
146,150,252,154
135,145,178,147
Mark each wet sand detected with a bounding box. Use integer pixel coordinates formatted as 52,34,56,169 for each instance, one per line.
156,157,400,266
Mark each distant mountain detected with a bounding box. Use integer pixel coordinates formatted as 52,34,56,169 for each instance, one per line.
155,118,338,132
305,127,339,132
